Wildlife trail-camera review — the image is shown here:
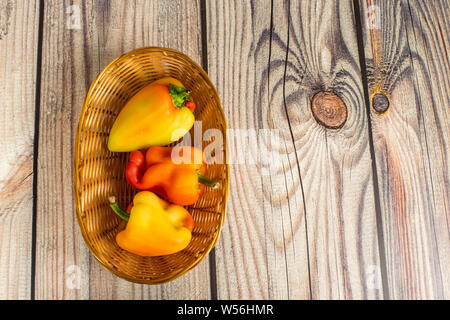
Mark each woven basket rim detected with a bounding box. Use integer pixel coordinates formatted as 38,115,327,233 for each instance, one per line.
73,46,229,284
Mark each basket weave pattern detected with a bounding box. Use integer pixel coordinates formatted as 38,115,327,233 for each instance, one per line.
74,47,228,284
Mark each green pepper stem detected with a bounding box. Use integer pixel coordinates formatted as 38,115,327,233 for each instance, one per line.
197,173,220,189
169,84,193,108
108,196,129,222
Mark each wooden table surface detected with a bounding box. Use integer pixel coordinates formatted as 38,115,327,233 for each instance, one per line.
0,0,448,300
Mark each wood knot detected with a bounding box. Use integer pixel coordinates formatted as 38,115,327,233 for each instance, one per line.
372,93,389,114
311,91,347,129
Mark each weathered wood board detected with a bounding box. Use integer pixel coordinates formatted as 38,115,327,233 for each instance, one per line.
0,0,448,300
0,0,40,299
359,0,449,299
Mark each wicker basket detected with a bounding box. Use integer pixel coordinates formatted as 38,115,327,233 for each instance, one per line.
74,47,228,284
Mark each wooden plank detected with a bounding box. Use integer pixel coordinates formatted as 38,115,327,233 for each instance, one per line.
0,0,39,299
205,0,310,299
36,0,209,299
206,0,383,299
359,0,450,299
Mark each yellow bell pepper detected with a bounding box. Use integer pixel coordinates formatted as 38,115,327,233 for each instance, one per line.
109,191,194,256
107,77,196,152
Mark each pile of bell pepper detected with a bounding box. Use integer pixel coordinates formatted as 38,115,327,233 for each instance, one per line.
107,77,218,257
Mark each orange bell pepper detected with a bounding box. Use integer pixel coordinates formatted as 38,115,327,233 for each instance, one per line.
109,192,194,257
107,77,196,152
125,146,219,206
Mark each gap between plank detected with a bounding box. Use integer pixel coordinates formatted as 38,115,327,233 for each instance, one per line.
352,0,390,300
30,0,45,300
200,0,218,301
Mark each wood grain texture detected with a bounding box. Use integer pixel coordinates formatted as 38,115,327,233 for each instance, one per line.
359,0,450,299
207,0,383,299
36,0,210,299
0,0,39,299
